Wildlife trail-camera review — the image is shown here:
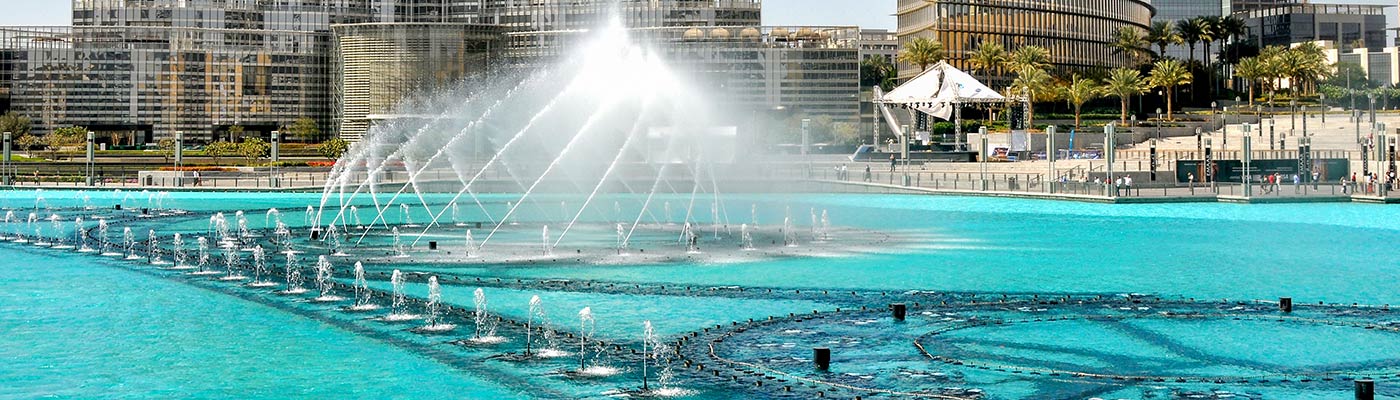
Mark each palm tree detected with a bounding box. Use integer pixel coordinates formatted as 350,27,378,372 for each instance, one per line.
1012,66,1053,130
1105,68,1146,124
1147,21,1182,59
1109,26,1151,67
1058,74,1102,128
1285,42,1330,95
1008,45,1051,73
1197,17,1219,67
1218,16,1247,59
1235,56,1265,106
967,41,1009,86
898,37,945,73
1149,59,1192,120
1258,45,1288,106
1175,18,1204,66
860,57,897,91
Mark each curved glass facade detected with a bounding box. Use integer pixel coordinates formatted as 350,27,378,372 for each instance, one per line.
895,0,1154,82
332,23,500,141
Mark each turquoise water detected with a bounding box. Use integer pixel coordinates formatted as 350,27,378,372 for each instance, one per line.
5,190,1400,399
0,246,525,400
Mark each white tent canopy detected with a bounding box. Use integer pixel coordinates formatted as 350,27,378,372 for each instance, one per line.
878,61,1005,120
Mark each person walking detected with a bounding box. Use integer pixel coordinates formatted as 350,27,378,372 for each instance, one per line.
1124,175,1133,197
1187,172,1195,195
888,154,897,173
863,165,872,182
1292,173,1300,194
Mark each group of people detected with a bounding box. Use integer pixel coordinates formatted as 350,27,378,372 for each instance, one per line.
832,164,873,182
1344,172,1395,195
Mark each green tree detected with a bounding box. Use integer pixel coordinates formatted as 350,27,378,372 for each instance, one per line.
832,122,861,146
967,41,1009,86
157,137,177,163
46,126,86,159
0,112,32,137
318,137,350,160
1234,56,1266,106
1057,75,1102,129
1105,68,1146,124
239,137,270,165
285,117,321,142
1175,18,1204,66
897,37,945,73
1109,26,1151,67
1008,45,1051,73
15,134,40,152
859,57,896,91
1147,21,1182,60
1149,59,1192,120
1011,66,1053,130
205,141,238,165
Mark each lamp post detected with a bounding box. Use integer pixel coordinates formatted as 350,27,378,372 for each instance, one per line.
2,132,10,186
174,131,184,187
1155,108,1162,140
1321,93,1327,124
1105,122,1116,197
1046,125,1056,193
1211,101,1219,132
1130,115,1138,143
979,126,988,191
1290,99,1297,133
271,131,281,188
1370,93,1377,124
85,130,94,187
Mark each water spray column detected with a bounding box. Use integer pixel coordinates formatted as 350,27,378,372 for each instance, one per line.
2,132,11,186
1045,126,1056,194
85,130,95,187
271,131,281,188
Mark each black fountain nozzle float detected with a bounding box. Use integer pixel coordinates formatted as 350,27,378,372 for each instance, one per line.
1356,379,1375,400
891,303,907,321
428,241,438,250
309,228,321,240
813,347,830,371
1280,297,1294,313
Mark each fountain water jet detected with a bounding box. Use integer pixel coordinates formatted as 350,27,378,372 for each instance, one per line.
312,256,344,302
247,245,277,287
345,262,379,311
382,269,419,321
468,288,504,344
417,276,455,332
278,251,307,295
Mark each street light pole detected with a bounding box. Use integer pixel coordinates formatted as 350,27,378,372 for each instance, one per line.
1321,93,1327,124
1155,108,1162,140
85,130,94,187
174,131,184,187
1046,125,1056,193
1,132,9,186
1105,122,1116,197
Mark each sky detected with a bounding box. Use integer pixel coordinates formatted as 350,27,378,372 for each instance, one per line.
0,1,898,29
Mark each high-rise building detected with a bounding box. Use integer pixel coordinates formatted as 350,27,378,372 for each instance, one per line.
0,0,395,143
1152,0,1227,61
1240,3,1389,51
894,0,1155,84
3,0,865,144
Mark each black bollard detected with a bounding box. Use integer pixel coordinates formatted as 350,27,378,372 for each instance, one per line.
813,347,830,371
141,208,149,215
428,241,438,250
1280,297,1293,313
114,204,122,210
891,303,907,321
309,228,321,240
1356,379,1374,400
